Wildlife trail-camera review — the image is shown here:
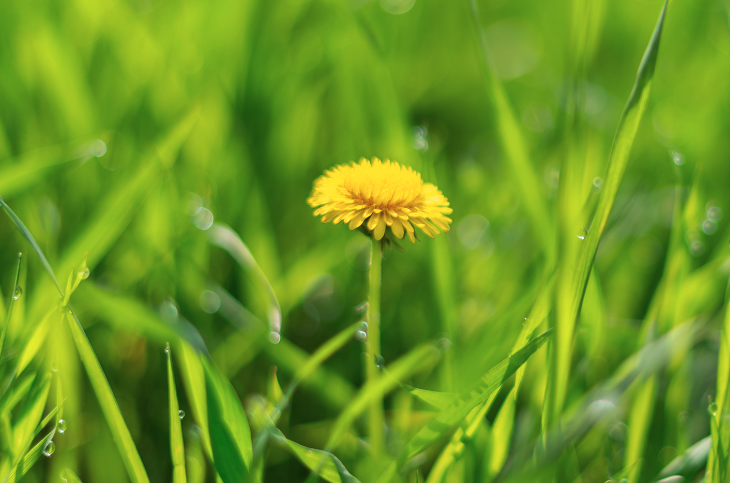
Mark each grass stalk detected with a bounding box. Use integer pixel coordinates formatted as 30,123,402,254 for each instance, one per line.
367,239,385,457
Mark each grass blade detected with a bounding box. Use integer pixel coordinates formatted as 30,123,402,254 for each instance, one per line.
65,309,150,483
0,199,62,296
549,0,670,427
167,344,187,483
0,253,22,359
203,357,252,483
380,330,551,481
2,429,55,483
324,343,441,452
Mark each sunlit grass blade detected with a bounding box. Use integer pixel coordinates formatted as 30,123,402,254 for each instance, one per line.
401,385,457,410
10,373,50,464
16,308,54,374
466,0,552,255
0,252,22,359
379,330,551,482
2,429,54,483
0,199,63,296
65,309,150,483
167,343,187,483
324,344,441,453
0,371,34,415
186,426,206,483
623,375,657,482
203,357,252,483
654,436,711,482
549,0,670,429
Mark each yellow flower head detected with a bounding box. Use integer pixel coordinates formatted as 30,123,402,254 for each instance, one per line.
308,158,452,244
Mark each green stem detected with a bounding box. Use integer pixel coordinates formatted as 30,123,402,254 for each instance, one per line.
367,239,384,457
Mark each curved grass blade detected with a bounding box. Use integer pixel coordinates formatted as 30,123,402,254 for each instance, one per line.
208,223,281,336
0,199,62,296
0,253,22,360
547,0,670,430
653,436,711,482
379,330,552,482
10,373,50,464
203,357,252,483
402,386,457,410
66,309,150,483
167,344,187,483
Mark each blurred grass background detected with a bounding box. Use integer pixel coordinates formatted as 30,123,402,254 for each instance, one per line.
1,0,730,481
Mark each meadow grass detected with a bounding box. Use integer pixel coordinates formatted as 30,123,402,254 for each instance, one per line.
1,0,730,481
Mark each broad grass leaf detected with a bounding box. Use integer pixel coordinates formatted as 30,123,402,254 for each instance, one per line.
203,357,252,483
167,345,187,483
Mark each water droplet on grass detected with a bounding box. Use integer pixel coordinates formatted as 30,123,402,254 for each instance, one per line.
375,355,385,368
200,290,221,314
708,206,723,222
702,219,718,235
13,285,22,300
577,235,585,240
179,410,185,420
359,321,368,332
269,332,281,344
43,441,55,456
57,419,67,433
355,330,367,341
165,342,171,354
90,140,107,157
709,402,719,417
79,267,90,280
592,177,603,188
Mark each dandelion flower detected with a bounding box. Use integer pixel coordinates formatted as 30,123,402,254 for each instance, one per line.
308,158,452,244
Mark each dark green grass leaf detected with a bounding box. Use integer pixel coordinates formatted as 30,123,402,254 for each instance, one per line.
203,357,252,483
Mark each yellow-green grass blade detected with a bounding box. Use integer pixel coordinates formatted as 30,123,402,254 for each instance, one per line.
486,386,517,479
2,429,55,483
203,357,252,483
549,0,670,428
324,343,441,452
0,371,34,416
379,330,551,482
186,426,206,483
654,436,711,482
0,253,22,360
16,307,54,374
467,0,552,256
623,375,658,483
167,345,187,483
402,386,457,410
709,278,730,483
65,309,150,483
10,373,50,464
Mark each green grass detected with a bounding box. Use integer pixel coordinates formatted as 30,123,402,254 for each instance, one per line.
2,0,730,481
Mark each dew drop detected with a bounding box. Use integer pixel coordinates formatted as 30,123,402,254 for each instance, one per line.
702,219,718,235
57,419,67,434
708,206,723,222
13,285,22,300
709,402,719,417
165,342,171,354
200,290,221,314
375,355,385,369
355,330,368,341
592,177,603,188
79,267,90,280
359,321,368,332
43,441,56,457
269,332,281,344
179,410,185,420
52,361,58,373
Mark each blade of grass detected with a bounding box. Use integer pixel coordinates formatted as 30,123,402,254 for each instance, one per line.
547,0,670,430
379,330,552,482
203,357,252,483
167,344,187,483
324,343,441,452
2,429,55,483
0,253,22,360
65,309,150,483
10,373,50,464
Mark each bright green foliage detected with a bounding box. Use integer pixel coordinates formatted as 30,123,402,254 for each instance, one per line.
2,0,730,481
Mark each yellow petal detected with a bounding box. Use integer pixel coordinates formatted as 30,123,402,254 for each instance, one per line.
374,215,387,240
367,212,380,231
390,218,404,238
407,230,416,243
349,210,368,230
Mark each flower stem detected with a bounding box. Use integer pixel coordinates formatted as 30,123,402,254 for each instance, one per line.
367,239,384,457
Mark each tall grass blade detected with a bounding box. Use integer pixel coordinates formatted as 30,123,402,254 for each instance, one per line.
549,0,670,427
0,253,22,359
167,344,188,483
65,309,150,483
2,429,54,483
